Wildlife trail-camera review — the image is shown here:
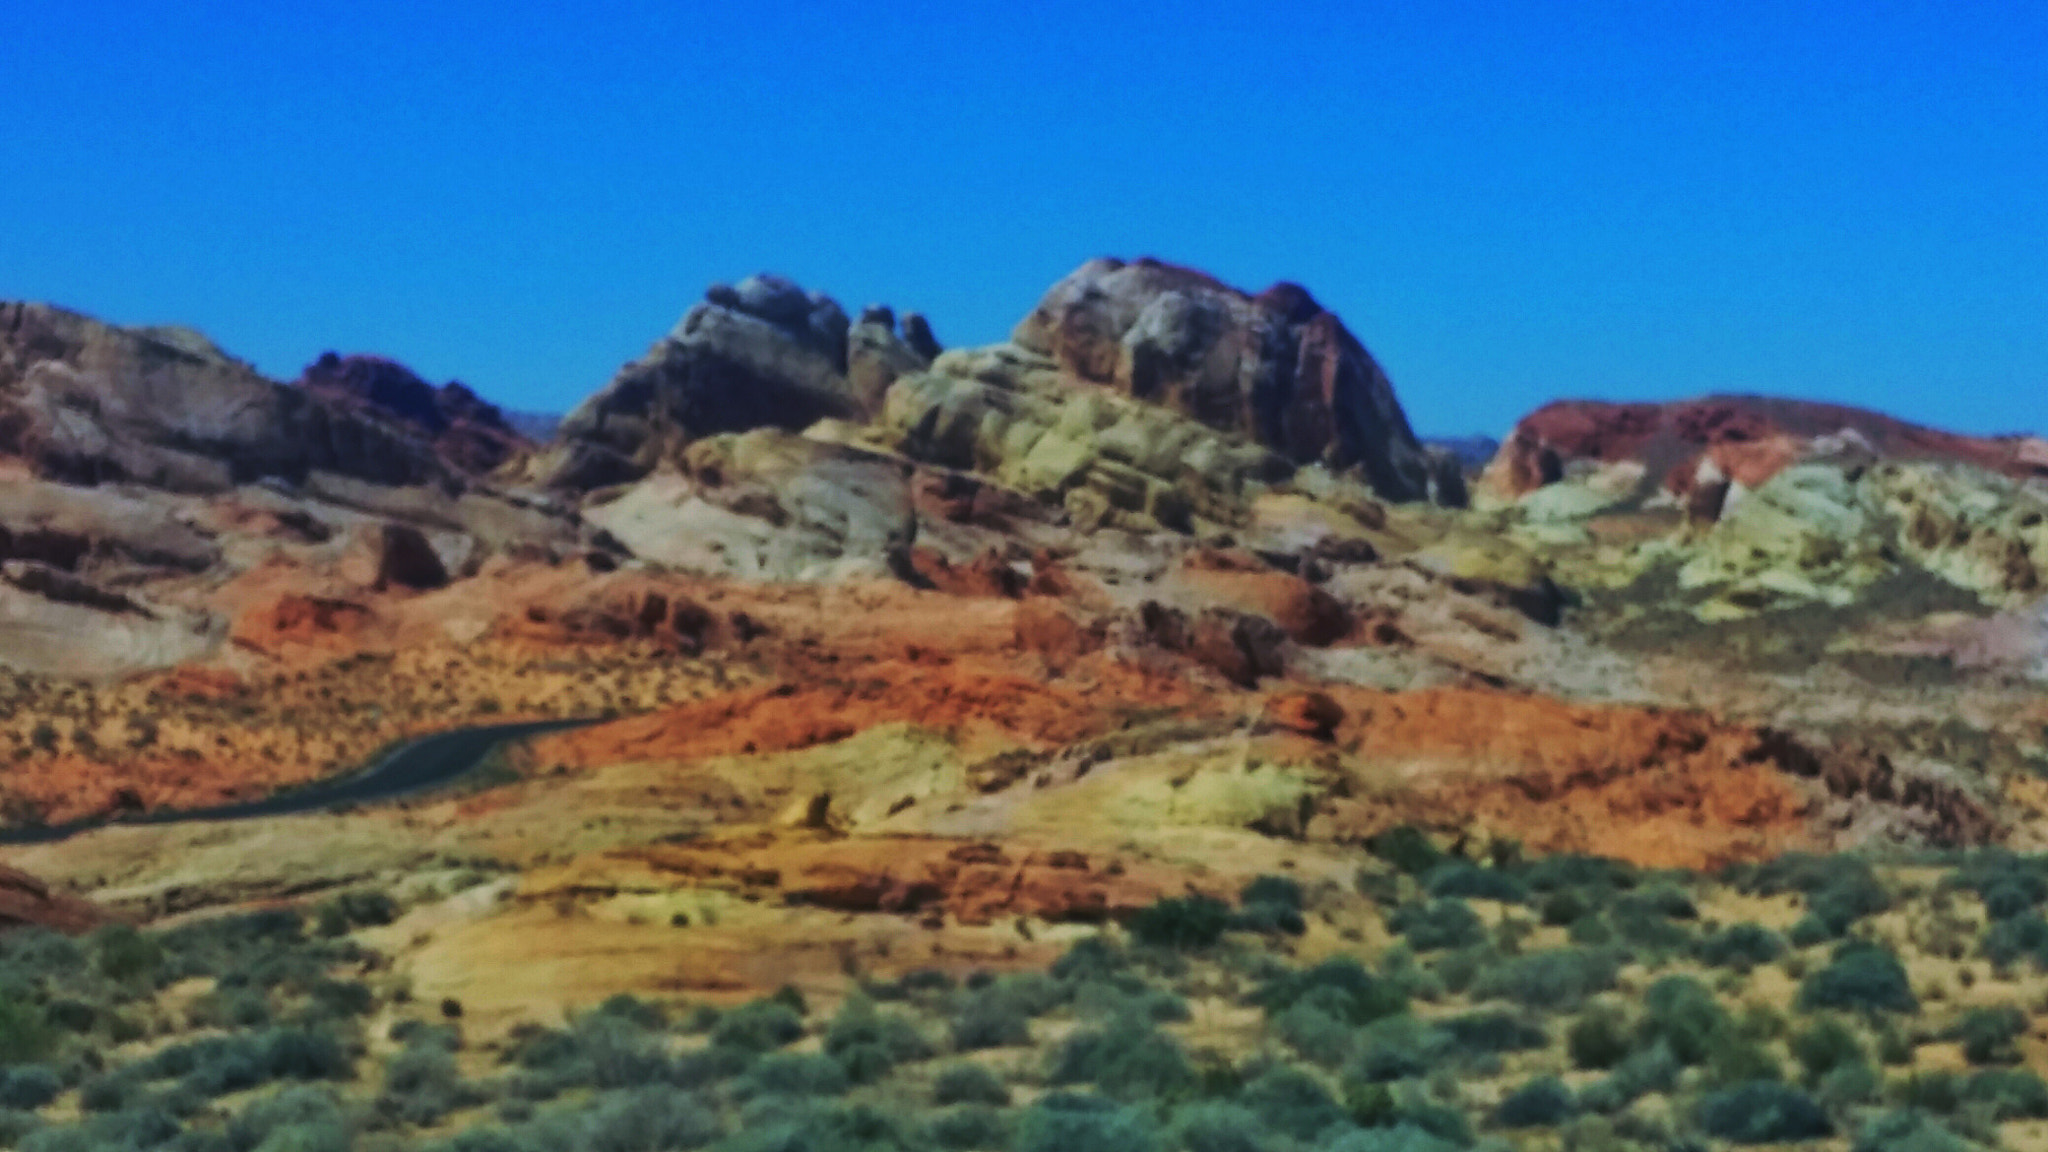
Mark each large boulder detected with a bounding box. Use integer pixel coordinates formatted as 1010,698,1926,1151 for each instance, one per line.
1011,257,1452,502
0,302,450,493
539,275,867,489
297,353,531,474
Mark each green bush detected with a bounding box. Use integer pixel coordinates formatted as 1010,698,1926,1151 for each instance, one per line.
1319,1125,1462,1152
377,1044,486,1127
927,1105,1010,1152
740,1052,851,1098
1471,947,1620,1011
1791,1016,1867,1084
87,924,162,984
1253,957,1406,1025
1818,1060,1884,1109
950,990,1031,1051
0,995,57,1066
1491,1075,1573,1128
1388,900,1484,952
1168,1102,1277,1152
1438,1010,1545,1055
1014,1092,1160,1152
1981,913,2048,967
933,1062,1010,1107
1954,1006,2025,1066
226,1085,352,1151
1275,998,1358,1067
1852,1109,1978,1152
1366,826,1444,876
1579,1042,1680,1114
1567,1006,1631,1070
1799,941,1918,1014
824,996,932,1082
1241,876,1305,911
709,1000,805,1052
1694,1081,1831,1144
1347,1015,1450,1083
581,1086,722,1152
1962,1067,2048,1119
1235,1065,1347,1142
1891,1071,1963,1114
1697,922,1787,970
1129,896,1233,951
1424,864,1529,905
1049,1019,1193,1103
0,1065,60,1110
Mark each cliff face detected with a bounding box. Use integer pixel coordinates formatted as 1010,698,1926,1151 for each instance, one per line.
1013,257,1458,503
0,302,453,492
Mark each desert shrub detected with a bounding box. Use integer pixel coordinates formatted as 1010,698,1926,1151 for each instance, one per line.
1491,1075,1573,1128
313,890,399,939
1791,1016,1866,1084
669,1045,755,1091
1567,1006,1631,1070
1538,888,1593,927
0,995,58,1066
1129,896,1233,951
1634,976,1728,1066
1346,1015,1450,1084
1852,1109,1978,1152
227,1085,352,1150
1892,1071,1964,1114
927,1105,1009,1152
378,1044,485,1127
580,1086,722,1152
1014,1092,1160,1152
1366,826,1444,876
18,1105,182,1152
1236,1065,1346,1142
950,990,1031,1052
824,997,931,1082
259,1027,353,1081
1052,936,1127,983
1253,957,1405,1026
1234,877,1308,936
740,1052,850,1099
1424,864,1528,905
1694,1081,1831,1144
1579,1042,1681,1114
1954,1005,2025,1066
304,979,373,1021
933,1063,1010,1107
1961,1067,2048,1119
1388,900,1484,953
1275,998,1358,1067
1049,1019,1194,1103
0,1112,42,1149
1617,883,1696,919
594,993,669,1030
709,999,804,1052
1168,1101,1276,1152
1799,940,1918,1014
1438,1010,1545,1054
1471,947,1619,1011
1818,1060,1884,1109
1697,922,1787,970
1319,1125,1461,1152
1706,1030,1784,1086
1979,880,2038,921
77,1071,137,1112
1520,854,1638,894
0,1065,60,1110
88,924,162,985
1980,912,2048,967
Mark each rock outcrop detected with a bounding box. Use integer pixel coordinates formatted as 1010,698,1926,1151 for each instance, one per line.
1012,257,1455,502
298,353,531,475
1481,395,2048,509
0,865,108,935
539,275,871,490
0,302,451,492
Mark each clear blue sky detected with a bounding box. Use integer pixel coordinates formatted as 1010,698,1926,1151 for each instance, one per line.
2,2,2042,437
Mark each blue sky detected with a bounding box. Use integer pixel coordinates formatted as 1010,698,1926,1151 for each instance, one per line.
2,2,2042,437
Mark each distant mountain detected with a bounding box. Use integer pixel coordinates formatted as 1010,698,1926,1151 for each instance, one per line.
502,410,562,442
1422,435,1501,471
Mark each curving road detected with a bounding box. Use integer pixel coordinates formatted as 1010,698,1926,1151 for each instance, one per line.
0,718,591,846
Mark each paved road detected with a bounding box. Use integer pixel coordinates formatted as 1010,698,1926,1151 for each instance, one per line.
0,718,590,846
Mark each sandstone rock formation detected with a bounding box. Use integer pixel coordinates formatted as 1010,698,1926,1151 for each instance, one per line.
1481,394,2048,509
1,302,451,492
0,864,108,935
539,275,871,490
298,353,532,474
1012,257,1457,502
